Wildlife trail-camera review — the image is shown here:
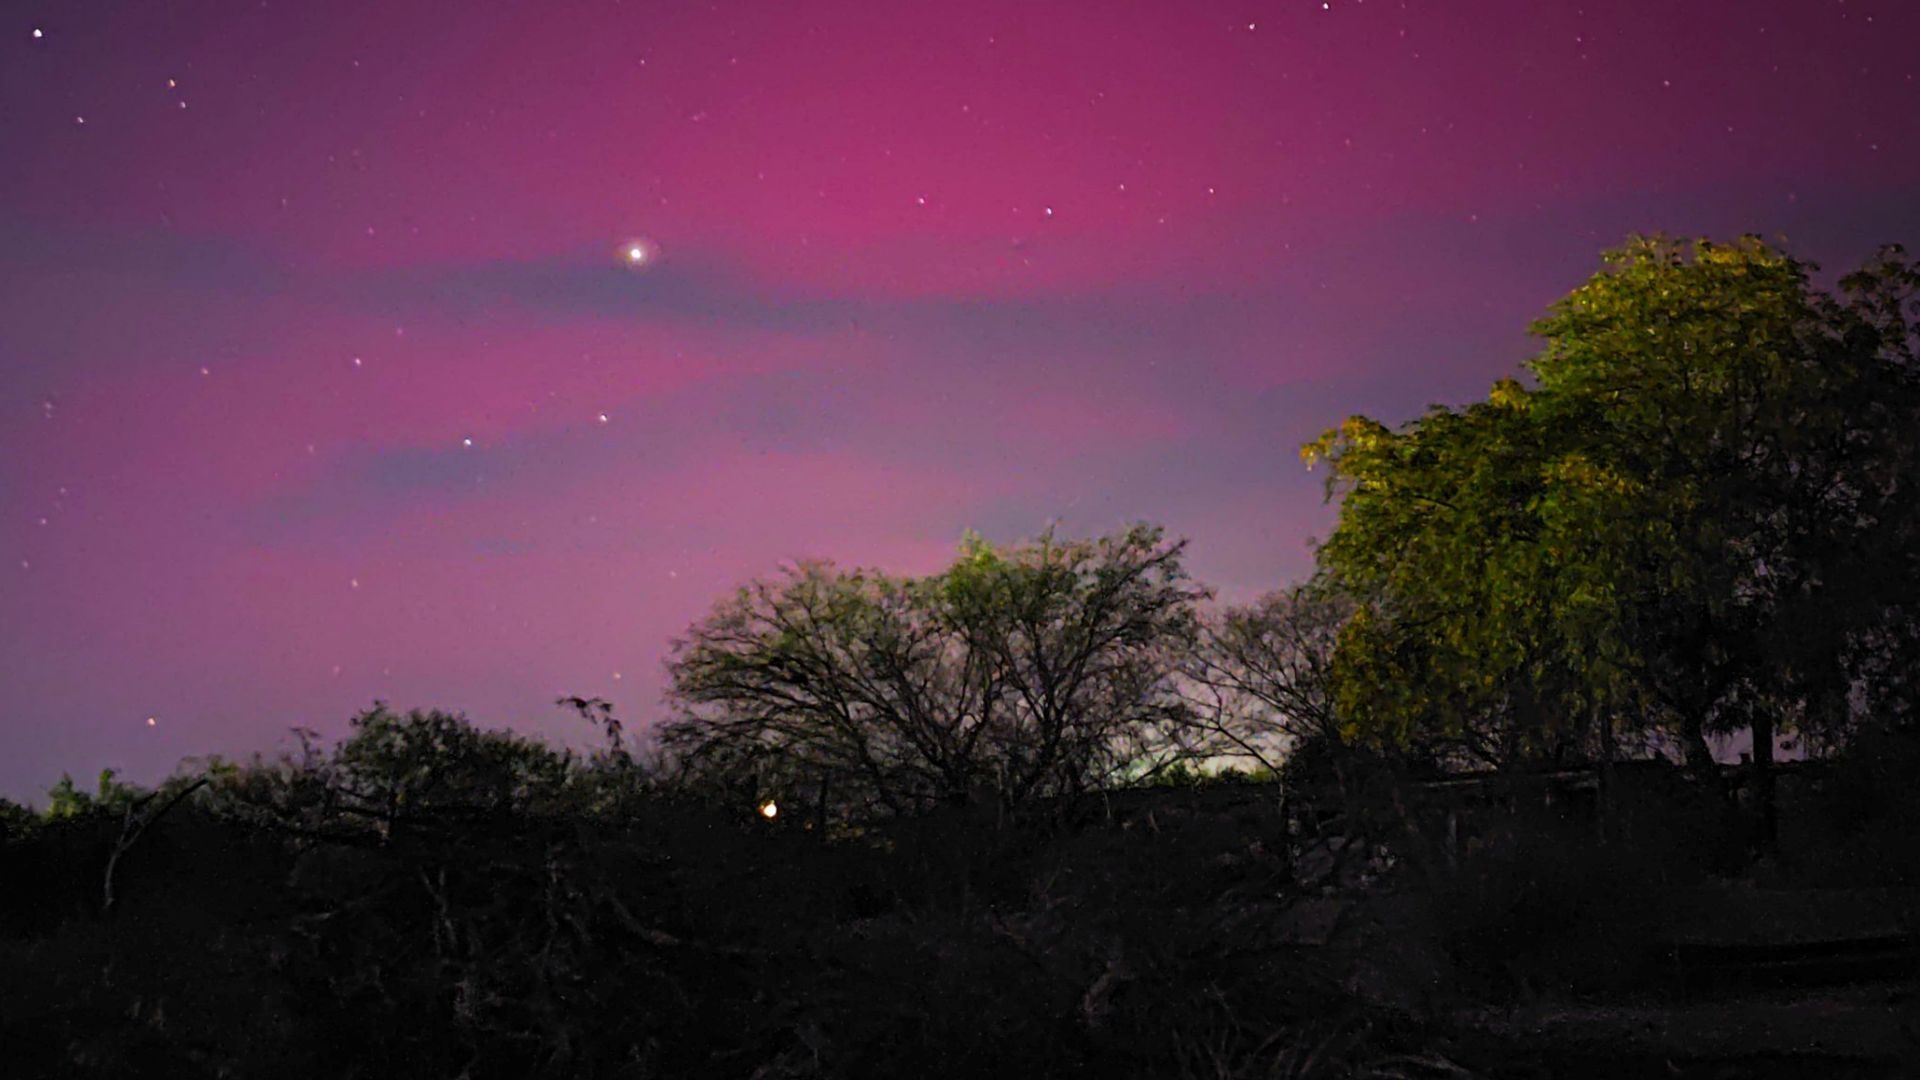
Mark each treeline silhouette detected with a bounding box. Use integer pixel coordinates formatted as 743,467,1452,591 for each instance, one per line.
5,236,1920,1078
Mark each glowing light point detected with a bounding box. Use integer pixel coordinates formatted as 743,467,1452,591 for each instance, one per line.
462,437,474,447
33,28,44,39
597,412,609,424
146,716,157,727
759,801,778,820
618,237,658,269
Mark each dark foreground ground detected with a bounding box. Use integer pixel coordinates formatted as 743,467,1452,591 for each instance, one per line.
4,757,1918,1079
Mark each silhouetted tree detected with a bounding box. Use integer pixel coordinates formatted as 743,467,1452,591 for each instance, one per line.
660,525,1210,824
1182,578,1351,773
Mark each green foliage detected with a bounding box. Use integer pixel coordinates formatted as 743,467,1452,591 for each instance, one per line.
1307,236,1920,776
42,768,146,821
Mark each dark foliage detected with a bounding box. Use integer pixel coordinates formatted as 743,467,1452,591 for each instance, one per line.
0,707,1473,1080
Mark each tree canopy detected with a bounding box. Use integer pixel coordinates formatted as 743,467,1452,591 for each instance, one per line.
659,525,1210,823
1305,237,1920,807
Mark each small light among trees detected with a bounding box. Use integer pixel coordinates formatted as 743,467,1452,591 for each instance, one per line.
758,801,778,820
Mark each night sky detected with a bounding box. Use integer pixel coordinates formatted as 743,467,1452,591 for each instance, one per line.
4,1,1917,796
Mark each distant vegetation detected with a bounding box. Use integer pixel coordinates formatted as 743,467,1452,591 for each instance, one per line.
5,236,1918,1077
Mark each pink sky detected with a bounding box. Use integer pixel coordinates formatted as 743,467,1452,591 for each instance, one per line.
3,0,1917,796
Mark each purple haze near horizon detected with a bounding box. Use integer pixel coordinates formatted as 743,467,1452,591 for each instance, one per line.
3,1,1917,798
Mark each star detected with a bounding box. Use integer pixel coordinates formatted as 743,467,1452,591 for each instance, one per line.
462,437,474,447
32,28,43,39
620,238,657,268
146,716,157,727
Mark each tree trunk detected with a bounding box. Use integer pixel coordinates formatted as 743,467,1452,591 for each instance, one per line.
1595,706,1616,845
1680,714,1721,783
1750,712,1777,856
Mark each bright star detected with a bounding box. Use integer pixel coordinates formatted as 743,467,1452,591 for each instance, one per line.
618,237,657,269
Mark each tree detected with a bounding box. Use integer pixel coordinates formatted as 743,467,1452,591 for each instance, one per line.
1307,236,1920,849
212,704,580,843
660,525,1210,824
43,768,146,820
1182,578,1352,775
1306,380,1607,771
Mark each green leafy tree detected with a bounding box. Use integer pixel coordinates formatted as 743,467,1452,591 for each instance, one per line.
1307,236,1920,847
661,525,1210,824
1306,380,1597,770
43,768,145,821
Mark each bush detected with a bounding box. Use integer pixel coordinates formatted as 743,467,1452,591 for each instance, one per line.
1430,800,1699,1000
1804,725,1920,886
